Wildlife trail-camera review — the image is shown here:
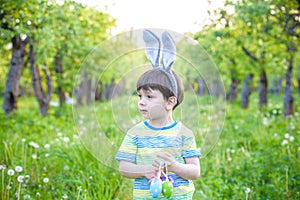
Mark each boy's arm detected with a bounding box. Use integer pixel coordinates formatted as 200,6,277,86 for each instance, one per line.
171,157,200,180
156,153,200,180
119,160,158,180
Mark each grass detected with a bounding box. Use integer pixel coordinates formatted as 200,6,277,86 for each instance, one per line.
0,92,299,199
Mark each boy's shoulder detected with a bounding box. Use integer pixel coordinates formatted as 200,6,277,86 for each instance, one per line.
127,121,146,134
178,122,195,137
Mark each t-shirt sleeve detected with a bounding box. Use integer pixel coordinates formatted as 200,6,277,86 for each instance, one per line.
115,133,137,163
181,133,201,158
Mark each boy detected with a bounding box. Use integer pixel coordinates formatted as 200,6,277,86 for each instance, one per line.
115,30,200,199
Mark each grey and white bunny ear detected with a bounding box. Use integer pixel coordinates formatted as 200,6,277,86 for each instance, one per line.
162,31,176,71
143,30,161,68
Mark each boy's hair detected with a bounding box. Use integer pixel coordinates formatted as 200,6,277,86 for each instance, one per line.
136,68,184,110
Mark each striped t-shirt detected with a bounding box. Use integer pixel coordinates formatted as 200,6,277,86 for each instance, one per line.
116,121,201,199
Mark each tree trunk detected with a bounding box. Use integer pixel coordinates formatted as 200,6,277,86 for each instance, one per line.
95,82,103,101
226,78,239,102
284,56,294,117
297,78,300,94
55,51,65,106
196,78,205,96
241,74,253,109
86,77,92,105
2,35,28,115
258,69,268,110
29,43,53,116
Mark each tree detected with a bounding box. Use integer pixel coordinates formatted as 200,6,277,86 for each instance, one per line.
0,0,37,114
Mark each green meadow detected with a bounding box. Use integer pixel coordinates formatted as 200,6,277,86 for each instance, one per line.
0,92,299,200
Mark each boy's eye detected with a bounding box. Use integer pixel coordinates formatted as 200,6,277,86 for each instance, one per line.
147,95,152,99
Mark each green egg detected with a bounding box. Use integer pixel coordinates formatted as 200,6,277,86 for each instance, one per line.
162,181,174,198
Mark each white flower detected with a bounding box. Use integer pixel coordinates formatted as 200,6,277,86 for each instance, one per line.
262,117,268,125
289,136,294,142
36,192,40,197
7,169,15,176
22,138,26,142
281,140,288,146
64,165,69,171
63,137,70,143
284,133,290,139
43,177,49,183
73,135,79,139
29,141,39,149
0,165,6,170
57,132,62,137
15,166,23,172
62,194,68,199
45,153,50,158
24,194,30,199
44,144,50,149
17,175,24,183
32,154,37,159
245,187,251,193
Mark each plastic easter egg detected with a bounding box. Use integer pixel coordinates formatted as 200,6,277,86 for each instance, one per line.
162,181,174,198
150,178,162,198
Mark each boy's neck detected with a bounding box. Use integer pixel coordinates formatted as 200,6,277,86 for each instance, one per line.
148,115,174,128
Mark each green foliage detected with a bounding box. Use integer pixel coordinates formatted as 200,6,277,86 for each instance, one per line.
0,93,299,199
0,0,115,101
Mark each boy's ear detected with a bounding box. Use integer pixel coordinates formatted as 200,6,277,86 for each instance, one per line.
166,96,177,110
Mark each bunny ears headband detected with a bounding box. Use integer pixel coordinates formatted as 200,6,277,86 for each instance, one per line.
143,30,178,98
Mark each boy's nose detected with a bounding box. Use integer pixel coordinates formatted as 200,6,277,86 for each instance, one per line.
139,98,146,105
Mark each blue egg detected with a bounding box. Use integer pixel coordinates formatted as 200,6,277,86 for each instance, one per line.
150,178,162,198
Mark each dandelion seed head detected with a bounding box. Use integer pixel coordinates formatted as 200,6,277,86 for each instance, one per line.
44,144,50,149
8,169,15,176
63,137,70,143
289,136,294,142
24,194,30,199
43,177,49,183
0,165,6,170
245,187,251,193
17,175,24,183
62,194,68,199
29,141,39,149
281,140,288,146
284,133,290,138
15,166,23,172
262,117,268,126
36,192,40,197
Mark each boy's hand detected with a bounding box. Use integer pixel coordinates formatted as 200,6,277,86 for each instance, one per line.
143,164,159,180
154,153,178,173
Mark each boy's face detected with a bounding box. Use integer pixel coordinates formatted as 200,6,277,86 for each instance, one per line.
137,88,169,120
